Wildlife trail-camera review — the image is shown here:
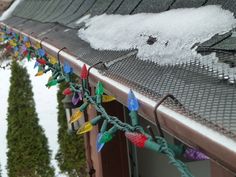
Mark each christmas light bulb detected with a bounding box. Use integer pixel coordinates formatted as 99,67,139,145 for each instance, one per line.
96,133,105,152
9,40,16,47
25,42,31,48
184,148,209,161
63,87,72,95
34,61,39,68
96,82,104,95
125,132,148,148
27,53,31,61
22,50,28,56
77,122,93,135
14,51,19,57
35,70,44,76
46,79,58,87
6,45,12,51
38,48,46,57
70,109,83,123
80,64,88,79
72,92,81,105
23,36,29,42
14,33,19,40
99,126,118,144
63,63,72,74
102,95,116,103
6,29,11,34
37,59,47,65
99,132,113,144
49,55,57,64
128,90,139,111
35,42,41,49
14,46,19,52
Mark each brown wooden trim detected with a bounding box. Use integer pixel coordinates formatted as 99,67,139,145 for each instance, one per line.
211,161,235,177
86,87,103,177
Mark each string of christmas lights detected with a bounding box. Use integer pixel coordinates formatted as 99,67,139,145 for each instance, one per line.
0,25,210,177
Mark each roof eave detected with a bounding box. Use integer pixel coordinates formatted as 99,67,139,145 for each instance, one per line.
3,22,236,174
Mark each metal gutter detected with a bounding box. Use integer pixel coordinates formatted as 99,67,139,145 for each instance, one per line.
3,23,236,174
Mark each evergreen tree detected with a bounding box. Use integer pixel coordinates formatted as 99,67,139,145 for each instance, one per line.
6,61,55,177
56,81,87,177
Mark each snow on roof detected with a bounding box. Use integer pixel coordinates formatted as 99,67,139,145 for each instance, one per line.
0,0,23,21
78,5,236,75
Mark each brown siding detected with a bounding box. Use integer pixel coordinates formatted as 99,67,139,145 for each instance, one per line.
86,87,129,177
100,100,130,177
86,87,103,177
211,161,235,177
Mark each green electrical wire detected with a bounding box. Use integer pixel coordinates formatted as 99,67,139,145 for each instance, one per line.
1,27,194,177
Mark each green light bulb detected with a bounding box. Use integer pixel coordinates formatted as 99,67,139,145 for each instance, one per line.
99,132,113,144
96,82,104,95
46,79,58,87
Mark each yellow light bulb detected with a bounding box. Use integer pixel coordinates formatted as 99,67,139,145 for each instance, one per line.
48,54,57,64
102,95,116,103
25,42,31,48
35,71,44,76
14,51,19,57
9,40,16,47
77,122,93,135
69,110,83,123
35,42,41,49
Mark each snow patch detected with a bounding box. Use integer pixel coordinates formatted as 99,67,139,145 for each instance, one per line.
78,6,236,65
0,0,24,21
75,14,91,25
0,60,11,177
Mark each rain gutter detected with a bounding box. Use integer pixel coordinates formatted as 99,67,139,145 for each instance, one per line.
3,23,236,174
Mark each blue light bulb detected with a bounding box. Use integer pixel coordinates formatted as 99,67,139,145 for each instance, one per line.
6,29,11,34
63,62,73,74
14,46,19,52
23,36,29,42
34,61,39,69
38,49,46,57
96,133,105,152
128,90,139,111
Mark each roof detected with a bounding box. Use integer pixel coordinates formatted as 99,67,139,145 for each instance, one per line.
2,0,236,172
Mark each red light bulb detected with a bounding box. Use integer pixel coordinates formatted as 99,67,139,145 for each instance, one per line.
80,64,88,79
63,87,72,95
125,132,148,148
23,50,28,56
6,45,12,51
37,58,47,65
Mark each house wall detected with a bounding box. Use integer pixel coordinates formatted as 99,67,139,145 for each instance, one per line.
86,88,129,177
126,112,211,177
85,91,235,177
136,145,211,177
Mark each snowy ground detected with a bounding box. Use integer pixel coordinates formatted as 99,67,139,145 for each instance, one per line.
0,60,64,177
0,60,11,177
